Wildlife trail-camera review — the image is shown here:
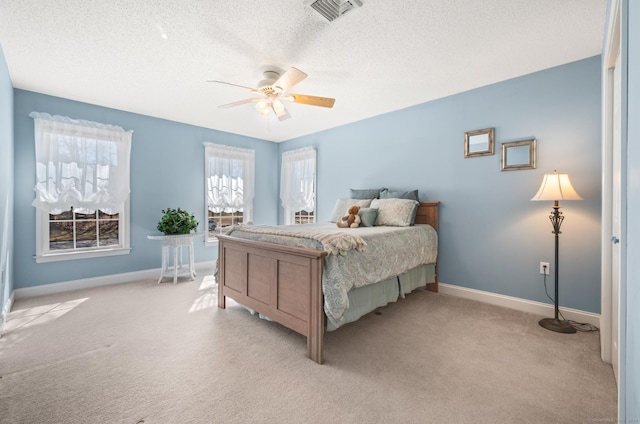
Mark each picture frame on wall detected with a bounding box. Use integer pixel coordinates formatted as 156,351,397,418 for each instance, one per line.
464,128,494,158
501,139,537,171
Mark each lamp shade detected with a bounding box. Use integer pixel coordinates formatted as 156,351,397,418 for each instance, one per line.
531,171,583,201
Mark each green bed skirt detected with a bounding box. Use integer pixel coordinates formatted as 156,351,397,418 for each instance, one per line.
326,263,436,331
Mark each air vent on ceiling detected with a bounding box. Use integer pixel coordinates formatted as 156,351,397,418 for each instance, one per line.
304,0,363,22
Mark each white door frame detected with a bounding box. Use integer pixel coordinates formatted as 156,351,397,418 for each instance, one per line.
601,0,621,366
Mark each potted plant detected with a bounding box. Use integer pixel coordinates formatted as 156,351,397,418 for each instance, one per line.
157,208,199,235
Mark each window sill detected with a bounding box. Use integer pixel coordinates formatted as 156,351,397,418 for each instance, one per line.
35,247,131,263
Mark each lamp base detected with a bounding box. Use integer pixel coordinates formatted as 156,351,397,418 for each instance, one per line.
539,318,577,334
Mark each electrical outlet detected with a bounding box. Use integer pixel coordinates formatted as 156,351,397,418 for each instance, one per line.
539,262,550,275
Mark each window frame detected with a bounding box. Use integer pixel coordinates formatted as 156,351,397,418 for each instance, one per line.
35,198,131,263
30,112,132,263
290,209,315,224
281,147,317,225
204,143,255,246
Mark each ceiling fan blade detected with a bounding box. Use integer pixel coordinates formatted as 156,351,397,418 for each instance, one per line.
207,80,258,92
288,94,335,108
219,98,261,108
273,67,307,92
272,101,291,121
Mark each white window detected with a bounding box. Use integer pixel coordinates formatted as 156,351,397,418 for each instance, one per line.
30,112,132,263
280,147,316,225
204,143,255,243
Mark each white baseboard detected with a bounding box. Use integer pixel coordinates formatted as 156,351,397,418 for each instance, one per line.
1,290,15,337
14,261,217,299
438,283,601,328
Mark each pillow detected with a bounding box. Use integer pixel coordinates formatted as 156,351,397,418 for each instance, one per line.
358,208,379,227
379,189,419,201
330,198,373,222
349,188,386,199
370,198,419,227
380,189,420,224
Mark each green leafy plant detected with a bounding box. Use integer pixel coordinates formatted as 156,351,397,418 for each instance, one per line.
157,208,199,235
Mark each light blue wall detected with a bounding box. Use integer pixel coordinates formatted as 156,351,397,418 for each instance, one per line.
10,57,604,315
12,90,278,289
624,0,639,419
0,44,14,324
280,57,602,314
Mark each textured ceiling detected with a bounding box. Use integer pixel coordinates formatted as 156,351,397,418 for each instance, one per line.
0,0,606,142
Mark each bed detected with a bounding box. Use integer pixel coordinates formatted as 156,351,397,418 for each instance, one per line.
216,200,439,364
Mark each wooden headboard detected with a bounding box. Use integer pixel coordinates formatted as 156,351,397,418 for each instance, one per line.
415,201,439,293
415,201,439,230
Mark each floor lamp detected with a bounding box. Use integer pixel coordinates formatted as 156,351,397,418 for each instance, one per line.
531,171,583,333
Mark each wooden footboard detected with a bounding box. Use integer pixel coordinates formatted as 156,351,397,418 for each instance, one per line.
217,201,439,364
217,235,328,363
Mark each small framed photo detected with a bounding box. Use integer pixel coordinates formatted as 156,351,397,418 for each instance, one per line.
501,139,536,171
464,128,494,158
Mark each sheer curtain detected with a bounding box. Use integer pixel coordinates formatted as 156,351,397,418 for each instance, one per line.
30,112,132,214
204,143,255,223
280,147,316,214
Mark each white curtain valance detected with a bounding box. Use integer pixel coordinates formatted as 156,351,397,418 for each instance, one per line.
30,112,132,214
280,147,316,211
204,143,255,223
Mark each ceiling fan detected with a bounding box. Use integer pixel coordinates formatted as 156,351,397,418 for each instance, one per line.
208,67,335,121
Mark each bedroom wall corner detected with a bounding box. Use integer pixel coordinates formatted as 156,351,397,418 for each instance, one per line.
0,42,15,335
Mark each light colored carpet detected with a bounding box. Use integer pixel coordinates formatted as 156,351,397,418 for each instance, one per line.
0,275,617,424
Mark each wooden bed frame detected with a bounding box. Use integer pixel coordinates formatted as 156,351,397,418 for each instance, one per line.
217,201,439,364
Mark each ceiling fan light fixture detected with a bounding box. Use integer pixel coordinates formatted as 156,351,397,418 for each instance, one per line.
210,66,335,121
255,99,270,114
272,99,285,114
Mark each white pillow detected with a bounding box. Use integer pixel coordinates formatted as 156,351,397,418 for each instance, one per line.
329,198,373,222
370,198,419,227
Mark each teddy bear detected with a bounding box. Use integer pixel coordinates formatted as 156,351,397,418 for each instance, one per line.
336,205,361,228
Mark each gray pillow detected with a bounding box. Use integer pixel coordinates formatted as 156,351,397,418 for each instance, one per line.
379,189,419,201
358,208,379,227
349,188,386,199
329,198,373,222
